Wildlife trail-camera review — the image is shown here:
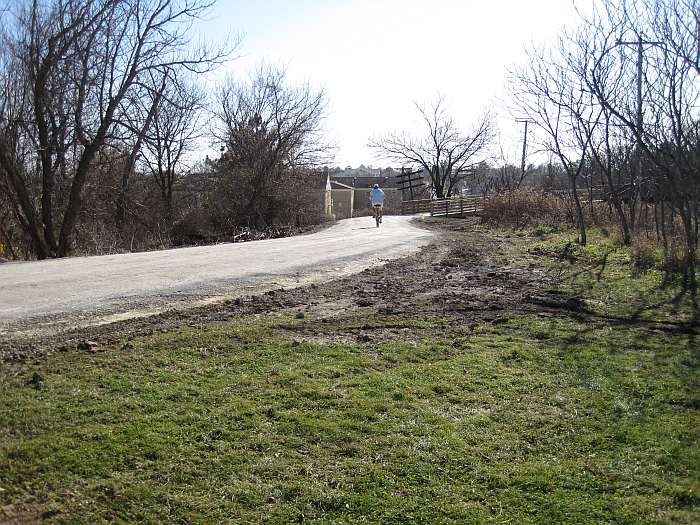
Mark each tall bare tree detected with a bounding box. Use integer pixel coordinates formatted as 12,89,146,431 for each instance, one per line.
140,71,205,225
213,64,332,228
511,0,699,302
584,0,700,302
509,43,599,245
0,0,231,258
113,69,169,230
369,95,493,199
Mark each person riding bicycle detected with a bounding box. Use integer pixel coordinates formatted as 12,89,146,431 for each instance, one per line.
370,183,385,225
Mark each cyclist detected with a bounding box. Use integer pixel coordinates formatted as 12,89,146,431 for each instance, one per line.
370,183,385,226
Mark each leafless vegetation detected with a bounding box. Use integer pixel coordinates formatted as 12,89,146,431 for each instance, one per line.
0,0,233,259
480,189,573,229
211,64,332,231
140,71,206,226
370,95,494,199
0,1,338,260
507,0,699,305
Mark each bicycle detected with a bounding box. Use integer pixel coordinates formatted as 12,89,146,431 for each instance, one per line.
372,204,383,228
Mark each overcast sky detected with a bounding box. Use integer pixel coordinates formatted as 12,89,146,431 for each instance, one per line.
198,0,587,167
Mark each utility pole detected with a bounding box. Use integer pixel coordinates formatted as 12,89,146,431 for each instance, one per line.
515,119,532,177
403,167,415,202
615,35,662,188
515,118,534,184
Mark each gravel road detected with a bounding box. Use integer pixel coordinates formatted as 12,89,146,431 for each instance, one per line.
0,216,432,336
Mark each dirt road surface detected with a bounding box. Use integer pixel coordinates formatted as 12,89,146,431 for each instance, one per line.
0,216,432,337
0,218,585,362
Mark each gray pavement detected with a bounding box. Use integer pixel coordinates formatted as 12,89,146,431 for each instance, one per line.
0,216,432,334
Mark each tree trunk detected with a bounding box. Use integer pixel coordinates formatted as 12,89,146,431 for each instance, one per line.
432,166,445,199
57,142,100,257
0,145,50,259
681,205,698,313
604,174,631,245
570,173,587,246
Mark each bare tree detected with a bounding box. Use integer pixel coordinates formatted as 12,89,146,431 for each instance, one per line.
509,43,599,245
0,0,231,258
488,142,533,193
213,64,332,229
562,18,638,244
511,0,699,303
369,95,494,199
583,0,700,303
140,71,205,225
113,70,170,230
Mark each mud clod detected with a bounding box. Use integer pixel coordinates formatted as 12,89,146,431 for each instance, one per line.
77,340,99,352
27,371,44,388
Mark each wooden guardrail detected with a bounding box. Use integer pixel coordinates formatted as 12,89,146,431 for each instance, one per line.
400,199,433,215
401,196,486,217
401,188,611,218
429,196,485,217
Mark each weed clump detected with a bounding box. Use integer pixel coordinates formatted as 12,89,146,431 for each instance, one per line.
631,239,663,274
480,190,572,229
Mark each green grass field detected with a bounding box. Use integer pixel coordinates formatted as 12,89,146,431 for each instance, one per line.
1,229,698,524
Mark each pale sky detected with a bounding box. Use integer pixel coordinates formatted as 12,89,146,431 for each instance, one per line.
197,0,587,167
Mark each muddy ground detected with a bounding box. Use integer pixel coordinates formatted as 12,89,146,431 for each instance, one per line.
0,217,580,364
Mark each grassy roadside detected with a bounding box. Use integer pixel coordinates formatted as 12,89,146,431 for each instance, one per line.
1,226,698,524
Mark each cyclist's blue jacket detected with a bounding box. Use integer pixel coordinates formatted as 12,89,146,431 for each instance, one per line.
371,188,385,205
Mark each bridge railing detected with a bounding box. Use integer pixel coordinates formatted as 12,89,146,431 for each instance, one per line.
401,188,612,217
401,196,486,217
400,199,433,215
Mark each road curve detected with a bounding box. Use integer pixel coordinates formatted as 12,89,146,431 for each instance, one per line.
0,216,432,334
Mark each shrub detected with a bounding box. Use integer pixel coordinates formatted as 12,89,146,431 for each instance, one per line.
480,189,572,228
631,238,662,274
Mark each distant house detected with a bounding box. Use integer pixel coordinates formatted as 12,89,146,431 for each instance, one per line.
319,167,402,219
